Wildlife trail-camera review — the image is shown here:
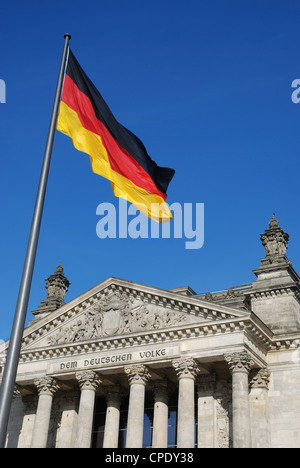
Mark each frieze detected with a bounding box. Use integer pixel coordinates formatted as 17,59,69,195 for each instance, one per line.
47,346,175,375
16,316,276,364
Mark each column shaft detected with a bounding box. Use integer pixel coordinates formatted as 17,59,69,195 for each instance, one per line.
232,371,251,447
127,382,146,447
225,352,253,449
172,358,199,449
152,382,169,448
76,371,101,448
124,365,151,448
103,386,121,448
77,389,96,447
31,377,60,448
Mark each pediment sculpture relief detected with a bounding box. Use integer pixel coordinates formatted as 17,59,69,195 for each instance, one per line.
48,291,188,346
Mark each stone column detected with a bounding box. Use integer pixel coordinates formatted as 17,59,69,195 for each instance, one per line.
225,351,253,448
249,368,270,448
31,377,60,448
124,364,151,448
197,373,216,448
76,370,101,448
172,358,199,448
152,381,169,448
103,385,122,448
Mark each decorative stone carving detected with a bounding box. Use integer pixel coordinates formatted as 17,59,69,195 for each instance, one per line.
13,384,22,400
48,290,188,345
250,368,270,389
204,292,213,301
172,358,200,379
224,351,253,374
32,264,70,319
124,364,151,385
75,370,102,391
34,377,60,396
260,214,289,260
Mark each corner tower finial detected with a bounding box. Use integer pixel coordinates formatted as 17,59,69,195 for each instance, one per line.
252,217,300,334
31,264,70,321
260,215,289,261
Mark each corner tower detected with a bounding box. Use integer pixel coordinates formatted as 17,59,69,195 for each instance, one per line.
251,215,300,333
31,263,70,321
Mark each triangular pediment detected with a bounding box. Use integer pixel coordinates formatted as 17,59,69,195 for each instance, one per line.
1,277,249,354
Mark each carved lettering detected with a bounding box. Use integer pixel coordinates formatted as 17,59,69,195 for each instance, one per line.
53,347,170,374
60,361,77,370
139,349,166,359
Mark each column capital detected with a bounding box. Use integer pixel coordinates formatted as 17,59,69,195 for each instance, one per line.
34,376,60,396
224,351,253,375
76,370,102,391
124,364,151,386
13,384,22,400
172,357,200,380
250,368,270,389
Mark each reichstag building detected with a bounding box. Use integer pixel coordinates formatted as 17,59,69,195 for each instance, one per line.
1,216,300,448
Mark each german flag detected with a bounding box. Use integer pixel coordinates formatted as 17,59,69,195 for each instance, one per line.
57,50,175,222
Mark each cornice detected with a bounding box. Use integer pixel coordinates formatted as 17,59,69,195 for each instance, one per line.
253,262,300,283
16,315,272,364
267,333,300,351
1,315,299,368
248,283,300,304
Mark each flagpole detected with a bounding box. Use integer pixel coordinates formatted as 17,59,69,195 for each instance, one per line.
0,33,71,448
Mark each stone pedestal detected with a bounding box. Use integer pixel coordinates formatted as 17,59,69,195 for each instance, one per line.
31,377,60,448
76,371,101,448
124,365,151,448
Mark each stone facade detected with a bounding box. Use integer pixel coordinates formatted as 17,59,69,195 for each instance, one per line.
1,216,300,448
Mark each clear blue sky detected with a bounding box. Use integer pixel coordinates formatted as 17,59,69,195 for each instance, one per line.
1,0,300,341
